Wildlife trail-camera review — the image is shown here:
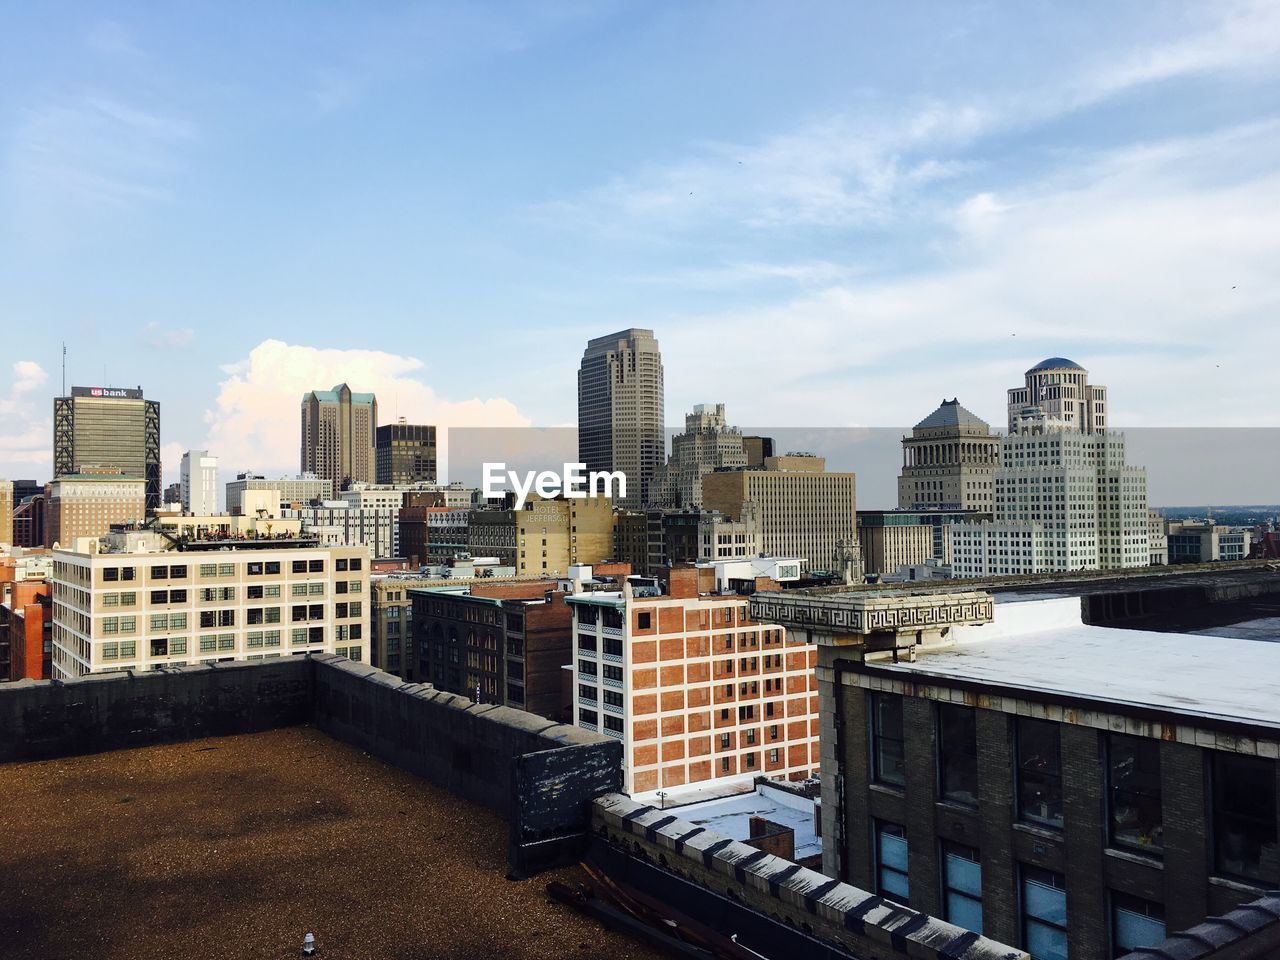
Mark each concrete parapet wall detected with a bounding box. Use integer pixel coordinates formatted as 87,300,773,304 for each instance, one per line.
591,792,1027,960
0,659,312,762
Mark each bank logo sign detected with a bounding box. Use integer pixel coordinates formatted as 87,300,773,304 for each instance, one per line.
71,386,144,400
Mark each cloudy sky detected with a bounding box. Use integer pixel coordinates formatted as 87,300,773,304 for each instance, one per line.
1,1,1278,494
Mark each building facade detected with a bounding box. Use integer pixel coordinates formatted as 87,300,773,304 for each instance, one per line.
1148,509,1169,566
1166,520,1252,564
53,386,161,511
50,532,369,679
654,403,747,508
948,411,1149,577
370,574,439,681
180,450,218,516
11,494,44,549
578,328,665,508
301,383,377,490
226,473,333,515
467,495,616,578
569,567,819,797
1007,357,1108,434
898,399,1000,512
44,474,146,547
702,455,858,575
375,422,437,485
413,581,574,721
0,479,11,547
754,587,1280,960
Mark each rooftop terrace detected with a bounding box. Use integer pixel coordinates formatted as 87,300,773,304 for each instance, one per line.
0,725,665,960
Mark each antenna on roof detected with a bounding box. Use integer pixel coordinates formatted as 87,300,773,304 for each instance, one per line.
61,342,66,395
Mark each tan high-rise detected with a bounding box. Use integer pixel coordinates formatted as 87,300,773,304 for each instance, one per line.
44,474,146,548
578,329,665,508
702,455,857,573
0,480,12,548
301,384,377,491
898,399,1000,511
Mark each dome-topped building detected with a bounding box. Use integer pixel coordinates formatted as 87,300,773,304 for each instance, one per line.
1007,357,1107,434
898,398,1001,512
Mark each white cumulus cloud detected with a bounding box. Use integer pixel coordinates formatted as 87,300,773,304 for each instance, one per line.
202,339,529,478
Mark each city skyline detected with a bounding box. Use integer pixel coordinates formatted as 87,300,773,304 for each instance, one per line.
2,2,1280,484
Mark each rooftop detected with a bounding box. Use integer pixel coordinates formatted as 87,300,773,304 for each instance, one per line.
912,397,991,431
873,595,1280,733
1027,356,1084,371
0,725,664,960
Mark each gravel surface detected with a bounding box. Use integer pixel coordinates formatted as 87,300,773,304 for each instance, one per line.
0,726,670,960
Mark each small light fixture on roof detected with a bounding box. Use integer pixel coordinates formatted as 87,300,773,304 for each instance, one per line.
302,932,318,955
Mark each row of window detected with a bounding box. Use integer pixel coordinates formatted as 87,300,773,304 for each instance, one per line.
102,557,363,583
870,693,1278,885
874,822,1163,960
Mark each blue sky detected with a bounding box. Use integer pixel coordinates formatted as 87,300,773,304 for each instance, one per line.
2,1,1279,486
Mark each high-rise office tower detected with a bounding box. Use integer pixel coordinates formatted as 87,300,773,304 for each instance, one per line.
375,422,437,485
898,399,1001,511
654,403,747,507
301,384,377,491
53,386,161,511
577,329,664,508
0,480,12,547
1006,357,1108,434
180,450,218,516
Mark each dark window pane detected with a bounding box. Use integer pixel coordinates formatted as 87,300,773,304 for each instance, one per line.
939,704,978,806
870,693,905,787
1017,718,1063,829
1213,753,1279,884
1108,734,1163,855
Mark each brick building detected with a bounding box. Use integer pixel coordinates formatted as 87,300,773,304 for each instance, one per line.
570,566,819,798
411,580,576,721
753,582,1280,960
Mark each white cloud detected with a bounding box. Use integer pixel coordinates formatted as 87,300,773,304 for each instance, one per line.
0,361,52,471
658,120,1280,429
142,321,195,349
201,339,529,478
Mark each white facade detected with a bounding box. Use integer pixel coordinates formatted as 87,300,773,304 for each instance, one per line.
226,473,333,515
180,450,219,516
948,412,1149,577
50,533,369,679
1006,357,1108,434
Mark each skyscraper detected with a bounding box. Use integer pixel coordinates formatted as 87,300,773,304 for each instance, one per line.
301,384,377,491
577,329,664,508
898,398,1000,511
375,422,437,484
0,480,12,547
1006,356,1108,434
653,403,747,507
180,450,218,516
53,386,161,511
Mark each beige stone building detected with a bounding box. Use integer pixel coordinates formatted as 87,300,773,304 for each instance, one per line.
701,455,858,574
654,403,747,507
578,329,665,508
468,494,616,578
898,399,1000,512
0,480,12,548
301,383,377,491
50,530,369,679
859,521,934,576
1006,356,1108,434
45,474,146,548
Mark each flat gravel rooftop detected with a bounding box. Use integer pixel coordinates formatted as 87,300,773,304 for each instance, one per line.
0,726,666,960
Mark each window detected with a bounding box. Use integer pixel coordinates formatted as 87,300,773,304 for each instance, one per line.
119,640,136,657
122,567,136,581
768,748,779,764
102,617,119,635
292,560,307,573
874,821,909,904
265,584,280,598
151,565,169,579
292,628,308,644
1020,866,1067,960
217,564,234,577
292,584,308,597
292,605,307,622
102,642,119,659
170,589,187,603
941,842,982,934
938,703,978,806
309,559,324,573
150,638,169,657
308,626,323,643
1016,717,1063,829
150,590,168,604
199,636,217,652
218,634,235,650
336,558,348,571
870,692,905,788
350,558,362,571
637,612,651,629
1212,752,1279,884
170,613,187,629
150,614,168,630
248,585,264,600
1111,892,1164,958
264,561,279,575
170,638,187,654
200,563,218,577
171,565,187,578
247,562,263,576
103,567,120,582
308,582,324,596
1107,734,1162,855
